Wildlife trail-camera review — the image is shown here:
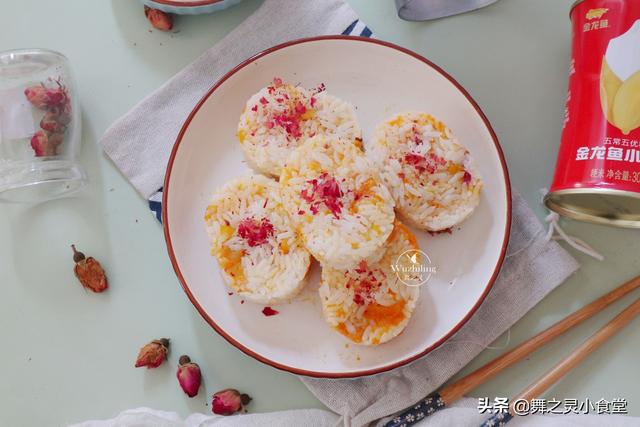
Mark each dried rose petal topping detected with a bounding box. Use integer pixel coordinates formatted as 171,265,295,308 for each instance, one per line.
266,91,313,140
300,173,343,219
212,389,252,415
262,307,279,316
135,338,170,368
272,109,303,139
348,262,386,306
237,217,274,247
354,260,368,275
404,152,445,174
411,125,424,145
176,355,201,398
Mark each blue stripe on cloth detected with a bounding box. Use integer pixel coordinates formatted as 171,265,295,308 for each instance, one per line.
148,20,373,222
360,26,372,37
342,19,358,35
149,199,162,223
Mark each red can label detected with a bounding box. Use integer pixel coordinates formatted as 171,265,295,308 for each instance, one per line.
551,0,640,192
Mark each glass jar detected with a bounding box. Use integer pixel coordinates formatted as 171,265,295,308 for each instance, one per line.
0,48,86,202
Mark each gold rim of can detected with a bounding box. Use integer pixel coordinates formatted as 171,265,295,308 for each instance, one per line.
545,188,640,228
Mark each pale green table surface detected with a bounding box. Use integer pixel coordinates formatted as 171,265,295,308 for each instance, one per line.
2,1,640,426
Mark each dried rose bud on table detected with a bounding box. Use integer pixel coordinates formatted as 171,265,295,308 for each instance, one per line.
144,6,173,31
176,355,201,397
135,338,170,368
212,389,252,415
71,245,108,293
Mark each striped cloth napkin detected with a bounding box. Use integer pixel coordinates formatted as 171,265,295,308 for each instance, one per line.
98,1,583,426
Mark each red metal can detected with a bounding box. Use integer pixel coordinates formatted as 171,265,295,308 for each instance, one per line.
545,0,640,227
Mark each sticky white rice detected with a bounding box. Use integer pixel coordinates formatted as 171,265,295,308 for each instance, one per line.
237,78,362,177
366,112,483,231
204,174,311,304
319,221,420,345
280,135,396,270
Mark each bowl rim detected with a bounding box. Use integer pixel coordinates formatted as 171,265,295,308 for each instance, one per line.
147,0,225,7
162,35,512,379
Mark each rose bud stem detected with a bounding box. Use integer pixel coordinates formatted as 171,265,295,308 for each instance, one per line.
135,338,170,368
176,355,202,398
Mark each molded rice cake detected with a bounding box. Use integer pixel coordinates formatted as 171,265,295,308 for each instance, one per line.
367,112,483,231
319,221,420,345
280,135,396,270
204,174,311,304
238,78,361,177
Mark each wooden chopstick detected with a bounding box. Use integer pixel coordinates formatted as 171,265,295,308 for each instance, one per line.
480,296,640,426
383,275,640,427
439,274,640,405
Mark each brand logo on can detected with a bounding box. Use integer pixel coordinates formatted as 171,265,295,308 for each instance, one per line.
586,8,608,20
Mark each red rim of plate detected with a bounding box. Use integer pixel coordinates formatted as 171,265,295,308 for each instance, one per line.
162,35,512,379
149,0,224,7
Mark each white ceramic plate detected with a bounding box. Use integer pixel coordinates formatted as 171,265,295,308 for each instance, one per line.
163,36,511,378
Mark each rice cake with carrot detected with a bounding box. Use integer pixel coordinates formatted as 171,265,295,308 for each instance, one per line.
280,135,395,270
367,112,483,231
238,78,361,177
319,221,420,345
204,174,311,304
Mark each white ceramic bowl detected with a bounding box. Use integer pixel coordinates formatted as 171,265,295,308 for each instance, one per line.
141,0,243,15
163,36,511,378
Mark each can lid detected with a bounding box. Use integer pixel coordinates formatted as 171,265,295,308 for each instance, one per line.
570,0,585,17
545,188,640,228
